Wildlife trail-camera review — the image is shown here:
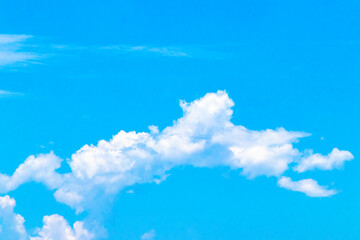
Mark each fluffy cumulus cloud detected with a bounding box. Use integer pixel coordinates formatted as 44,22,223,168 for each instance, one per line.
0,34,37,66
0,152,63,193
30,215,93,240
0,195,27,240
294,148,354,172
0,91,353,239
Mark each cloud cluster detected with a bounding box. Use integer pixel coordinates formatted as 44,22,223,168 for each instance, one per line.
0,195,92,240
0,91,353,239
0,34,37,66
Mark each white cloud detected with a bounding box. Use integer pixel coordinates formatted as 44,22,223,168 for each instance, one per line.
30,214,93,240
295,148,354,172
0,91,352,238
39,91,350,214
1,91,352,209
0,34,37,66
278,176,336,197
0,195,27,240
141,229,156,240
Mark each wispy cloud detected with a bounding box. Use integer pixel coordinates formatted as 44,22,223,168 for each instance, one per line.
0,34,30,45
0,34,227,68
100,45,189,57
0,34,38,66
278,177,336,197
0,90,22,97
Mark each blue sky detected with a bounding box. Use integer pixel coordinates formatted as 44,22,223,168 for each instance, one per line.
0,0,359,239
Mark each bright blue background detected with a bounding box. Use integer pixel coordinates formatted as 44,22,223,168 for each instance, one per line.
0,0,359,239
